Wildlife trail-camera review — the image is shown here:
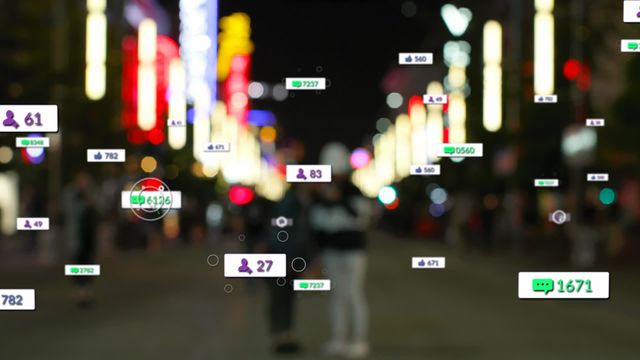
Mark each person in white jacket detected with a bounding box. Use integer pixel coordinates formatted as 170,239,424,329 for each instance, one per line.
311,142,371,358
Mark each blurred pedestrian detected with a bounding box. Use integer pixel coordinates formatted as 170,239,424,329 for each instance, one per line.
264,184,311,354
63,172,98,308
311,143,371,358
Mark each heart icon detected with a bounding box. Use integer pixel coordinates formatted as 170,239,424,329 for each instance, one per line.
441,4,472,37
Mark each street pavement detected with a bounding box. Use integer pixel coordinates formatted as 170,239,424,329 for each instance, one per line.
1,232,638,359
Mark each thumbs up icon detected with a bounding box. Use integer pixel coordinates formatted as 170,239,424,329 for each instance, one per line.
405,55,412,63
94,152,102,160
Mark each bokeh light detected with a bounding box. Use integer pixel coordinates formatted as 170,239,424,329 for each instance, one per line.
259,126,277,143
386,92,403,109
350,148,371,169
599,188,616,205
140,156,157,173
430,187,448,204
229,185,255,205
0,146,13,164
378,186,397,205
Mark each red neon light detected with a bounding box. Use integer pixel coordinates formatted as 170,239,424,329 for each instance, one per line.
225,54,251,125
121,35,179,144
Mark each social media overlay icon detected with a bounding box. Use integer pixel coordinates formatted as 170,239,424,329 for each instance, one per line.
411,257,446,269
0,105,58,133
15,137,50,148
518,272,609,299
410,165,441,176
167,119,186,127
203,142,230,152
224,253,287,278
285,78,326,90
0,289,36,311
585,118,605,127
293,279,331,291
398,52,433,65
121,191,182,209
423,94,448,105
548,210,571,225
621,40,640,52
65,265,101,276
437,143,483,158
534,179,559,187
271,216,293,228
123,178,179,221
534,95,558,103
623,1,640,22
586,173,609,182
16,217,49,231
87,149,125,162
286,165,331,183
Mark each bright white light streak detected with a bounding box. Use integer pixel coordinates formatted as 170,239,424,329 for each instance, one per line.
193,87,212,161
448,92,466,143
483,20,503,132
426,81,444,162
85,0,107,100
168,59,187,149
395,114,412,179
137,19,157,130
534,0,554,95
410,103,427,165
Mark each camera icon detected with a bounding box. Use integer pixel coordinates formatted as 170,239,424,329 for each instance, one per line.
271,216,293,228
548,210,571,225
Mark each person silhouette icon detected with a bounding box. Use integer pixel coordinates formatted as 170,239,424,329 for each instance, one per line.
296,168,307,180
238,258,253,274
24,219,32,229
3,110,19,129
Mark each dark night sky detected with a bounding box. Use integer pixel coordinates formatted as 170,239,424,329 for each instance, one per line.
218,0,451,161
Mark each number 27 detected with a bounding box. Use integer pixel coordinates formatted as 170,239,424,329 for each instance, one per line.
257,260,273,272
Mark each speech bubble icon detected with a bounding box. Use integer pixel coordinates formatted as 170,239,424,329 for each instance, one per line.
299,282,309,289
21,139,30,145
70,267,79,274
532,278,554,295
444,146,455,155
628,42,638,50
292,80,302,88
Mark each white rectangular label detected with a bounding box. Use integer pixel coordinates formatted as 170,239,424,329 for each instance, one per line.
518,272,609,299
534,95,558,103
15,137,50,148
534,179,560,187
0,289,36,310
167,119,186,127
398,52,433,65
621,39,640,52
286,165,332,183
121,191,182,209
204,142,230,152
16,217,49,231
65,265,101,276
586,119,605,127
0,105,58,133
285,78,326,90
624,1,640,23
437,143,483,157
412,257,446,269
587,173,609,182
423,94,448,104
293,279,331,291
224,253,287,278
87,149,126,162
410,165,441,175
